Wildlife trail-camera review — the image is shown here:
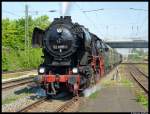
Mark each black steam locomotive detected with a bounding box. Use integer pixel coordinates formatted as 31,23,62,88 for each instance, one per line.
32,16,122,96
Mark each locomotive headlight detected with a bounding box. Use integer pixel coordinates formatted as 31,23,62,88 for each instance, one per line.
39,67,45,73
57,28,63,33
72,68,78,74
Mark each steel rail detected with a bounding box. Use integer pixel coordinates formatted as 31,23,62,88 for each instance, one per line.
130,72,148,94
2,69,36,74
2,77,35,90
134,65,148,78
55,96,80,112
121,62,148,64
128,64,148,94
17,97,47,112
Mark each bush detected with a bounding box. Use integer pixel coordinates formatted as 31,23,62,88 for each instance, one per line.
2,15,50,71
2,48,43,71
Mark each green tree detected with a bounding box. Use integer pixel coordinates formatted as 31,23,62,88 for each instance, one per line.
2,15,50,71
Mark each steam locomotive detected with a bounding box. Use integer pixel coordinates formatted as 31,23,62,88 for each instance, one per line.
32,16,122,96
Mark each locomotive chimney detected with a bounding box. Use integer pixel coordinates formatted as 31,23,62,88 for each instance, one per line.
64,16,71,21
54,18,59,21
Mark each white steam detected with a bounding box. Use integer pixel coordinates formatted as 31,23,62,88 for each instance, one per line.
83,83,101,97
60,2,72,16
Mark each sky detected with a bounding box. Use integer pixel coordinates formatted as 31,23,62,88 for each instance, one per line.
2,2,148,55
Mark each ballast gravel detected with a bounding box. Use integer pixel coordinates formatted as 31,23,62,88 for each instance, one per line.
2,85,44,112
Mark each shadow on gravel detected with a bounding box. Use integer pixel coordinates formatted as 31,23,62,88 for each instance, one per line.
14,86,39,95
28,95,48,101
13,85,77,102
50,92,73,101
13,86,47,101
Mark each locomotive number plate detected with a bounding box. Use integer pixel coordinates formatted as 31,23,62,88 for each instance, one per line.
52,45,68,49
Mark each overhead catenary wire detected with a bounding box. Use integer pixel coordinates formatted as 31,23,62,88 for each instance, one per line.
129,8,148,11
136,15,148,37
3,4,147,40
130,8,148,38
129,7,148,38
82,8,148,12
83,8,104,12
3,10,22,17
79,7,148,39
3,9,56,20
75,2,104,38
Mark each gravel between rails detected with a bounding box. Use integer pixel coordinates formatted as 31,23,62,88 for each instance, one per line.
55,96,83,112
26,99,68,112
2,95,40,112
25,95,84,112
2,84,80,112
128,65,148,93
2,83,42,112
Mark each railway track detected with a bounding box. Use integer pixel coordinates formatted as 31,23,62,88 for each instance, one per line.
122,62,148,65
128,65,148,94
2,76,35,91
55,96,80,112
17,97,47,112
2,69,36,75
134,65,148,78
17,95,80,112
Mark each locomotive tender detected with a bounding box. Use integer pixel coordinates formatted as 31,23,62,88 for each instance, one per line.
32,16,122,96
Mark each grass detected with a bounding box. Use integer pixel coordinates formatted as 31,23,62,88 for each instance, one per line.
136,64,148,75
2,93,27,105
89,64,148,109
103,66,133,88
2,72,27,79
118,65,133,87
89,91,99,99
103,80,116,87
122,64,148,109
2,95,20,105
120,77,133,87
136,90,148,109
2,72,36,79
2,87,37,105
103,76,133,88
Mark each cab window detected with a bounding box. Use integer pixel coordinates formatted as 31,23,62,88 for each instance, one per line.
97,40,103,53
82,28,91,41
